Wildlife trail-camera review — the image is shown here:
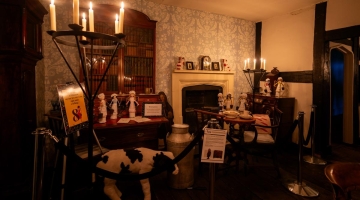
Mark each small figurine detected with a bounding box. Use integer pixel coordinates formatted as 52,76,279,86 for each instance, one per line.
264,78,272,96
97,93,107,123
274,77,285,97
223,93,233,110
237,93,248,113
176,57,185,70
110,93,120,119
217,93,224,112
126,90,139,118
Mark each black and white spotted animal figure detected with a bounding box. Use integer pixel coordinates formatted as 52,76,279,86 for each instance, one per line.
96,147,179,200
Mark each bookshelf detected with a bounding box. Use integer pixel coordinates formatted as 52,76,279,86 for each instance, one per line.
80,5,157,96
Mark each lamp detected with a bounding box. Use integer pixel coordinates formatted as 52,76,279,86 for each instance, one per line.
46,1,126,187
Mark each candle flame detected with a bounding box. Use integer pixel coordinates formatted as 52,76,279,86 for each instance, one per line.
121,2,124,8
51,0,54,5
116,14,118,21
90,2,92,10
82,12,85,19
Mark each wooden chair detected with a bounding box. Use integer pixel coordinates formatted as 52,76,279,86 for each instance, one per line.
325,163,360,200
240,107,283,177
46,114,109,200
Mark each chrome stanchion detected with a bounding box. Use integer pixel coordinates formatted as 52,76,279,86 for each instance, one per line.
303,105,327,165
32,128,53,200
287,112,319,197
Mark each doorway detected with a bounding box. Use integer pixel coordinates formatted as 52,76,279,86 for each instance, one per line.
330,44,354,144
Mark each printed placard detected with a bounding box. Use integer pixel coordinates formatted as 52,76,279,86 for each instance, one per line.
201,128,228,163
57,83,89,135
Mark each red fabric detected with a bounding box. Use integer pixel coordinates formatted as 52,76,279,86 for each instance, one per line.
252,114,271,134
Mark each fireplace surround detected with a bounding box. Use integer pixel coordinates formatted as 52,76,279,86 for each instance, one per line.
171,70,235,124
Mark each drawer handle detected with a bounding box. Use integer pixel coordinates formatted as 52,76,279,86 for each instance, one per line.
137,132,144,137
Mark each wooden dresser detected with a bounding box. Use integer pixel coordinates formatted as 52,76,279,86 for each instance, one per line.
247,93,295,144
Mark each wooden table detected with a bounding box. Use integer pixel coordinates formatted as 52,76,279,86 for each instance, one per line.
222,116,256,138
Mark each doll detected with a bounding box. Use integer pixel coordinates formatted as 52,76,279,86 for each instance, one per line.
217,93,224,111
274,77,285,97
223,93,233,111
237,93,248,113
264,78,272,96
98,93,107,123
126,90,139,118
109,93,120,119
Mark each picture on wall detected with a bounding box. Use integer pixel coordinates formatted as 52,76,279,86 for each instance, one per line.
212,62,220,71
186,61,194,70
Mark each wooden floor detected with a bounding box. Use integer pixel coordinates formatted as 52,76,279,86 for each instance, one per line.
65,143,360,200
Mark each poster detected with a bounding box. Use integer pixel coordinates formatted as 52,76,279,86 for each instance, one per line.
57,83,89,135
201,128,228,163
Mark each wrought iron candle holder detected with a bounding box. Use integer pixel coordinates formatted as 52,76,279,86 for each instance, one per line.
47,23,126,185
243,69,267,113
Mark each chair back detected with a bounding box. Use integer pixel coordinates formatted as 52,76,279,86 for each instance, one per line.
269,107,283,142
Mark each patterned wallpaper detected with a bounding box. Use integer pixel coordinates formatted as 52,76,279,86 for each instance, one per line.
38,0,255,121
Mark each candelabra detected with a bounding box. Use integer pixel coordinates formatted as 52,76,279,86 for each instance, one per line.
47,23,125,186
243,68,267,113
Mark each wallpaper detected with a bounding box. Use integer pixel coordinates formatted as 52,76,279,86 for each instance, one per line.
39,0,255,120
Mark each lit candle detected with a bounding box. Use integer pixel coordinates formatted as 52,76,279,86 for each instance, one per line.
73,0,79,24
50,0,56,31
89,2,94,32
115,14,119,34
82,13,87,40
263,59,266,70
260,58,263,69
253,59,256,69
244,60,246,70
119,2,124,33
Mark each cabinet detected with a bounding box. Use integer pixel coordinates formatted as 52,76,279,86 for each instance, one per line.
80,5,157,95
0,0,47,195
247,94,295,145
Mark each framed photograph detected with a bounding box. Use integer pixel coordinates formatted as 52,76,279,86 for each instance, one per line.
142,102,164,117
185,61,194,70
212,62,220,71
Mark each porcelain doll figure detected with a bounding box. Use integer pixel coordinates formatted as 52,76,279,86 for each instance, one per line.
110,93,120,119
126,90,139,118
264,78,272,96
274,77,285,97
237,93,248,113
218,93,224,111
223,93,233,110
98,93,107,123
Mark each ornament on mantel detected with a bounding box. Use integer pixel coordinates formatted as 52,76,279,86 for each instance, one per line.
176,57,185,70
220,59,231,71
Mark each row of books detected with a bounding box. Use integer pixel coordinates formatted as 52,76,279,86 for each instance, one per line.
124,27,154,44
123,76,153,94
106,75,119,91
125,46,154,57
89,75,107,94
124,57,153,76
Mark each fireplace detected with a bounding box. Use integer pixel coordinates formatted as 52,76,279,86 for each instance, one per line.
171,70,235,124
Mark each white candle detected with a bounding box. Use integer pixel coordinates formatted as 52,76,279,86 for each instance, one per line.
263,59,266,70
260,58,263,69
50,0,56,31
73,0,79,24
244,60,246,70
115,14,119,34
119,2,124,33
89,2,94,32
253,59,256,69
82,13,87,40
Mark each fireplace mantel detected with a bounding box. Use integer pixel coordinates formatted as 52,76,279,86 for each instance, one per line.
172,70,235,124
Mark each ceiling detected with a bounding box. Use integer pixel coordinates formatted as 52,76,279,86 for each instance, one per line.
144,0,326,22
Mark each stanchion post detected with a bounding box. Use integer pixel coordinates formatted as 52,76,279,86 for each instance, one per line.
209,163,215,200
303,105,327,165
286,112,319,197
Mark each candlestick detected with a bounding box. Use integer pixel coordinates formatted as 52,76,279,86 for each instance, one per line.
89,2,94,32
119,2,124,33
73,0,79,24
115,14,119,34
50,0,56,31
82,13,87,40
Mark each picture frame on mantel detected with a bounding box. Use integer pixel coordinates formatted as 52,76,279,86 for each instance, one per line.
186,61,194,70
212,62,220,71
